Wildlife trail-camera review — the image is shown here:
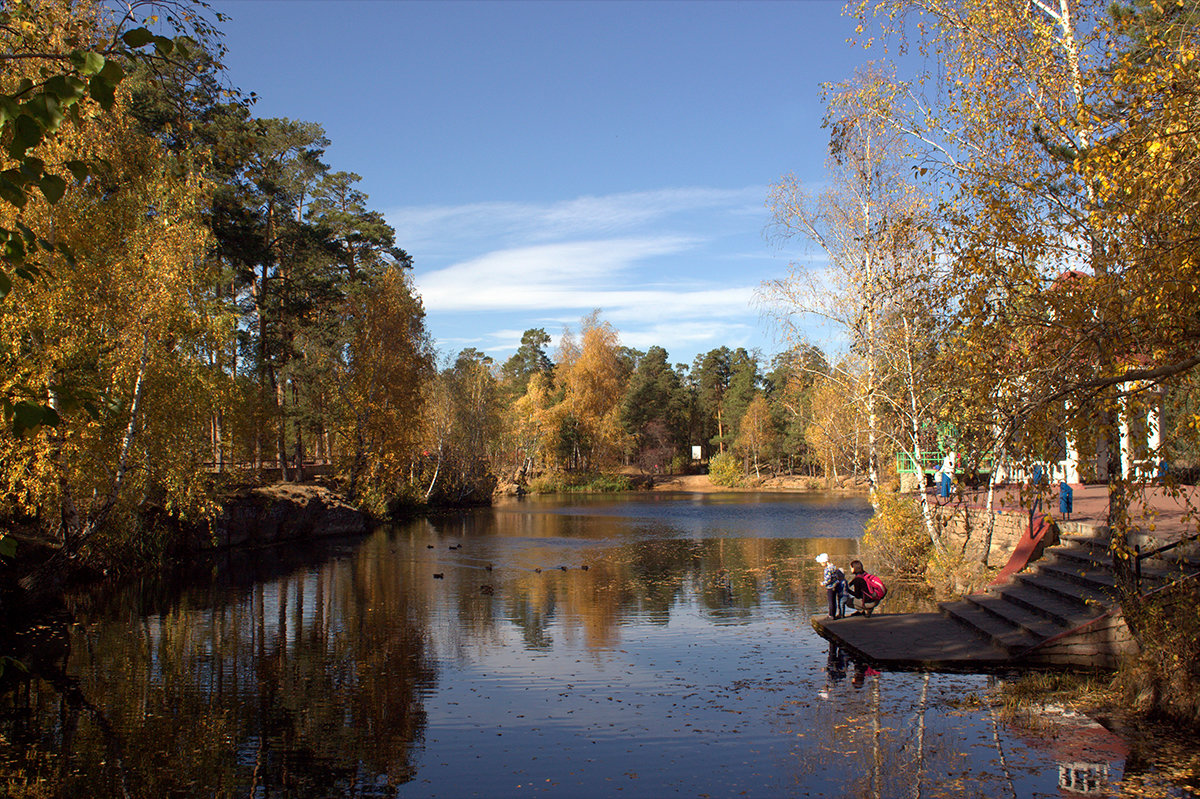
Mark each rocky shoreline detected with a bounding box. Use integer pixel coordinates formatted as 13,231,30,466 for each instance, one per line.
199,483,369,550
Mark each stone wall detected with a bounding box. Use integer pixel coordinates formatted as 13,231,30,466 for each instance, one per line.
1025,612,1138,669
931,502,1042,567
199,484,368,550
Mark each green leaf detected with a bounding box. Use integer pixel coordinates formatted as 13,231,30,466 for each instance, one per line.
0,269,11,300
28,95,65,132
0,97,18,126
15,221,36,245
0,228,24,263
122,27,156,48
0,175,27,208
9,114,43,158
99,60,125,83
88,75,117,109
18,157,44,180
70,50,107,76
39,174,67,204
65,160,89,183
44,75,87,101
12,401,51,437
0,535,15,560
154,37,175,57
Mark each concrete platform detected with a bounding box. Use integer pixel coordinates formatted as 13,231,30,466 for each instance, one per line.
811,613,1014,671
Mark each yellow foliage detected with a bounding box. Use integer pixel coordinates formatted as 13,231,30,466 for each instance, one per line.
0,79,222,545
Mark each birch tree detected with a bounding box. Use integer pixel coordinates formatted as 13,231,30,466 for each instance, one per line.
763,65,936,509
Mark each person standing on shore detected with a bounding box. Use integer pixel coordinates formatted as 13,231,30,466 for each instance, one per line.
816,553,846,618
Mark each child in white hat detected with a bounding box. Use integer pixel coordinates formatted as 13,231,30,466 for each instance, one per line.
815,554,848,618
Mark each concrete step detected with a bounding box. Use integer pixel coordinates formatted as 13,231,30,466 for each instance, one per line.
940,600,1043,655
1153,547,1200,571
1048,536,1197,590
991,578,1109,627
1013,568,1116,604
941,592,1075,655
1036,560,1118,591
1132,557,1195,588
1059,531,1111,549
930,526,1199,667
1047,543,1109,571
968,593,1069,641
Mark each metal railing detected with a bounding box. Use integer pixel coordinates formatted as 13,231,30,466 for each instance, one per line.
1134,530,1200,593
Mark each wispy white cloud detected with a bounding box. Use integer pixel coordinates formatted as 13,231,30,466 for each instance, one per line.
394,186,786,363
415,237,697,311
388,186,763,255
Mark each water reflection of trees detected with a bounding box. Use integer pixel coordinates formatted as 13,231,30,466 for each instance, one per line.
1,499,947,795
415,504,911,655
0,532,435,798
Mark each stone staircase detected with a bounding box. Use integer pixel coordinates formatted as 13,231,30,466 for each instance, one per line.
939,530,1200,668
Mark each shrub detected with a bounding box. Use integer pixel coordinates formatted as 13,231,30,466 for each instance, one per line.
1117,579,1200,726
707,452,743,487
527,471,632,493
861,492,931,578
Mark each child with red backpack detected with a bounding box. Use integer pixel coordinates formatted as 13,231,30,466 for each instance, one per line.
846,559,887,617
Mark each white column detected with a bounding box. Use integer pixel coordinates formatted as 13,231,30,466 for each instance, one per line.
1147,388,1163,479
1119,389,1134,480
1064,426,1080,484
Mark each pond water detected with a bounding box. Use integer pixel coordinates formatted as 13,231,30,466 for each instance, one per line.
0,492,1188,797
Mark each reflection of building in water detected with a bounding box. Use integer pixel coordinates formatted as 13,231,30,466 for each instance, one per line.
1007,704,1128,798
1059,761,1109,795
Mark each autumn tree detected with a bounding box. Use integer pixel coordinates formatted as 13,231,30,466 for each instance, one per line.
765,345,829,474
555,312,629,471
735,393,777,480
328,266,432,511
849,0,1200,713
0,67,221,557
763,65,935,505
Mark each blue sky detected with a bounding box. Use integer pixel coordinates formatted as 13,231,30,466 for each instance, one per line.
212,0,881,367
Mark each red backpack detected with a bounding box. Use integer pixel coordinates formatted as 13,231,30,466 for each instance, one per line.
862,573,887,602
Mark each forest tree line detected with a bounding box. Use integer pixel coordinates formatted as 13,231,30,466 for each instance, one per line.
0,0,858,567
4,0,1200,592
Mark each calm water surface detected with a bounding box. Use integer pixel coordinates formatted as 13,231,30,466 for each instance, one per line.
0,492,1185,797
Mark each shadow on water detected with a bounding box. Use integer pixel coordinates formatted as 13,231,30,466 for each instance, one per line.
0,493,1191,797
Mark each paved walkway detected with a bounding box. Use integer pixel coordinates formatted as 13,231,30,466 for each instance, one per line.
926,482,1200,543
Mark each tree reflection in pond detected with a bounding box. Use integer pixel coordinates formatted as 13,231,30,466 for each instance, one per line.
1,532,435,797
0,493,1187,797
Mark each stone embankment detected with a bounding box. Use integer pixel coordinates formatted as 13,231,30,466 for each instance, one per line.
200,483,369,550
